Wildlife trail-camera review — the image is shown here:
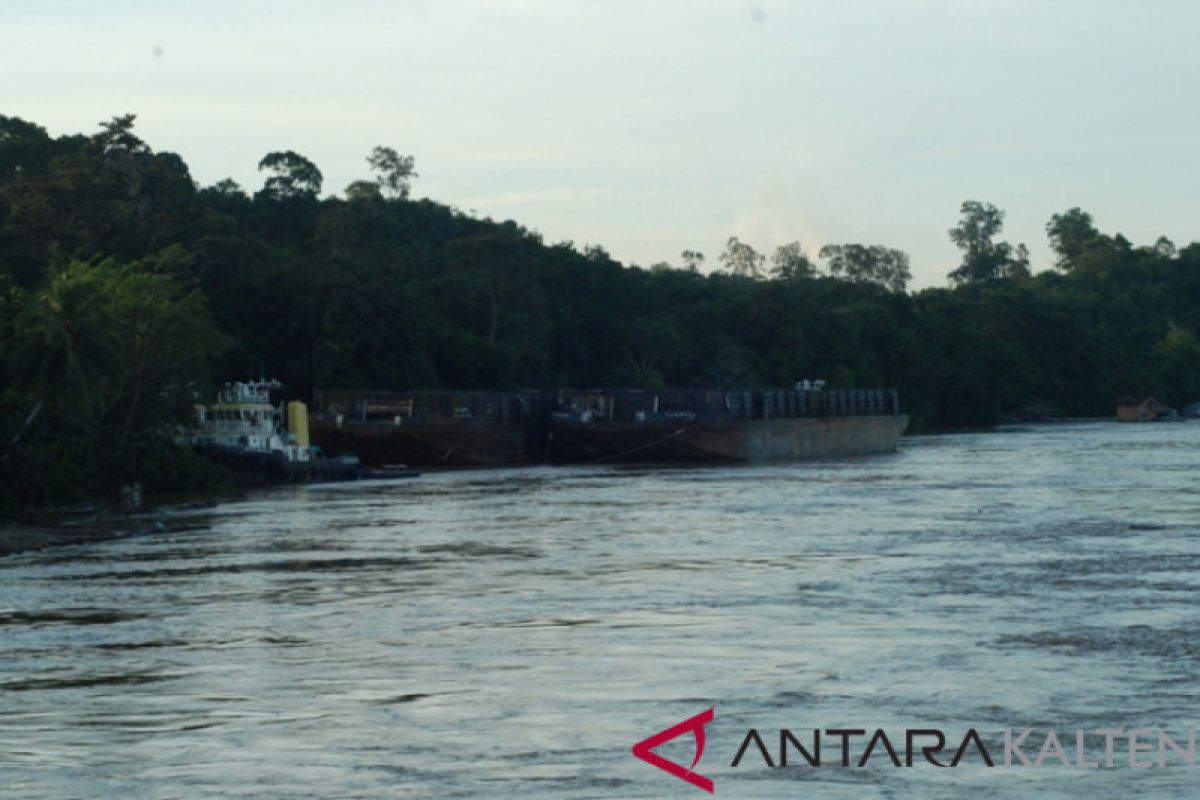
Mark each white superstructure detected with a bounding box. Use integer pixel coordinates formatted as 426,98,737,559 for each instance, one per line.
191,380,311,462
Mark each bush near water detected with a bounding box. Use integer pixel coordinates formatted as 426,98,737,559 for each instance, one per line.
2,114,1199,514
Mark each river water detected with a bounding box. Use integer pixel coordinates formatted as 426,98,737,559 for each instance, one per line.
2,422,1199,798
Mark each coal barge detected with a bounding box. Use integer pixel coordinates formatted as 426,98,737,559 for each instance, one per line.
547,386,906,463
309,385,907,467
309,390,546,467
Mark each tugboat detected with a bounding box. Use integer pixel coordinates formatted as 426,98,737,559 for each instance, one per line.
190,380,413,482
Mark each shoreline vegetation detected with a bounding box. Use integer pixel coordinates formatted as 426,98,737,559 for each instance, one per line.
2,114,1199,522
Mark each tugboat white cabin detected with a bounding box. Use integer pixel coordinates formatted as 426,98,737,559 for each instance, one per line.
192,380,311,463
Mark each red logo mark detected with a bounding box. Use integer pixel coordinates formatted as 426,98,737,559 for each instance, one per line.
631,707,715,794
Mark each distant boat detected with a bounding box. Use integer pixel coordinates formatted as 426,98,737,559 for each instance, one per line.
1116,396,1178,422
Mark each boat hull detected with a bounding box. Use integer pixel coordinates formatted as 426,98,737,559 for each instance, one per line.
195,445,361,483
548,415,909,464
309,418,533,467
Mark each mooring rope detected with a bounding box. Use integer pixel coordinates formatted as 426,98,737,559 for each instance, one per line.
584,426,690,464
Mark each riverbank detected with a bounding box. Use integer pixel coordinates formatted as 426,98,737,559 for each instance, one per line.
0,502,217,557
1,520,137,556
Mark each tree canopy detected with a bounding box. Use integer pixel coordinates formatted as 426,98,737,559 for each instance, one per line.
2,114,1199,513
948,200,1029,283
257,150,323,199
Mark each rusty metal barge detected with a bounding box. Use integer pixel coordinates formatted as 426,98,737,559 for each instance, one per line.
310,390,546,467
309,386,906,467
546,387,906,463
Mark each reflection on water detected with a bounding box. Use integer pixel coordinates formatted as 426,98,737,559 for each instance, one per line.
2,422,1199,798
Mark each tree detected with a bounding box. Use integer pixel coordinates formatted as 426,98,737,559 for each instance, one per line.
582,244,616,264
1007,243,1031,280
770,241,818,281
446,234,535,346
93,114,150,156
10,259,223,432
210,178,245,197
680,249,705,273
1045,207,1101,271
2,115,194,259
948,201,1027,284
820,244,911,292
0,115,52,181
1153,322,1200,403
366,146,417,199
719,236,765,278
615,317,687,387
442,234,550,386
345,180,382,202
91,259,228,446
257,151,323,199
2,257,227,510
8,262,119,422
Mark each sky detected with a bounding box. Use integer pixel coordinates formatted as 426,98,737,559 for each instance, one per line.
4,0,1200,287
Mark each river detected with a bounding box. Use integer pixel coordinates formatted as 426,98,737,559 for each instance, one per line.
2,422,1198,798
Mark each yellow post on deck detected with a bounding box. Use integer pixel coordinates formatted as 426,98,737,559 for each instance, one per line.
287,401,310,447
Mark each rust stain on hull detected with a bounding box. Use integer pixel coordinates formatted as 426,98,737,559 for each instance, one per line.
549,417,902,465
547,415,909,464
310,419,531,467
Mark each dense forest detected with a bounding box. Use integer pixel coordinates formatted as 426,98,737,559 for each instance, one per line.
2,114,1199,513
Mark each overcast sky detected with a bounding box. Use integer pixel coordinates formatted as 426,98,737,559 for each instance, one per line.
5,0,1200,286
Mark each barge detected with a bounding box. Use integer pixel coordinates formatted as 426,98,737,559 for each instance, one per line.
309,385,907,467
309,390,545,467
546,386,907,464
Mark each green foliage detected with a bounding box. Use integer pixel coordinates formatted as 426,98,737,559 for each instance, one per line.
345,180,382,202
948,200,1029,284
257,150,323,199
3,113,1200,513
680,249,705,272
1153,322,1200,402
1,255,227,514
718,236,765,278
366,146,417,200
1046,207,1101,271
1,116,195,273
770,241,818,281
819,244,911,292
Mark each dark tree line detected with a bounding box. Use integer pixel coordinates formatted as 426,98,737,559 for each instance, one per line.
2,115,1199,513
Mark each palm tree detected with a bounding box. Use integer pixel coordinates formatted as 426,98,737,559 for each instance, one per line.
9,264,119,432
